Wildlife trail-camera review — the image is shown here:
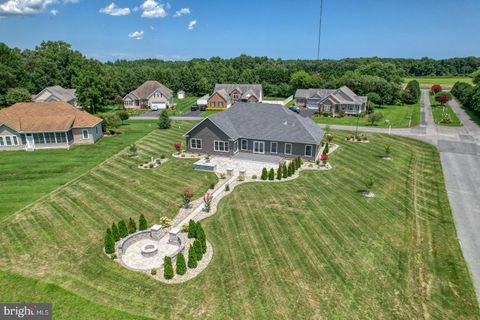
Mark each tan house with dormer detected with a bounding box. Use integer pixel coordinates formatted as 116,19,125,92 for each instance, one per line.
207,84,263,109
123,81,173,110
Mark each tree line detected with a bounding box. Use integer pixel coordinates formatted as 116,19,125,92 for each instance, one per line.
1,40,478,110
451,71,480,116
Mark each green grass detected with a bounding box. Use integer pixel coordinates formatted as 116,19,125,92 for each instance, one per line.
454,98,480,126
0,121,157,219
263,96,286,101
311,102,420,128
0,124,478,319
200,110,221,117
169,96,198,115
404,76,473,89
429,95,462,126
95,105,147,117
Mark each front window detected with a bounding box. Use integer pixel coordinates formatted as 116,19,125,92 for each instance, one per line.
214,140,229,152
190,138,202,150
218,101,224,108
305,145,313,157
210,101,216,107
285,143,292,155
5,136,12,146
270,142,278,154
241,139,248,150
82,129,89,139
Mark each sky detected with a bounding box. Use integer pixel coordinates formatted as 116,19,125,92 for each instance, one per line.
0,0,479,62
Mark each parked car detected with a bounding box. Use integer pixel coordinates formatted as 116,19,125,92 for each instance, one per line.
191,105,199,111
289,106,301,114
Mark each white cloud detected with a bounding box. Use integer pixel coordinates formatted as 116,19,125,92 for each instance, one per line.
128,30,144,40
140,0,166,18
187,19,196,30
173,7,189,17
50,8,58,15
0,0,77,15
99,2,130,16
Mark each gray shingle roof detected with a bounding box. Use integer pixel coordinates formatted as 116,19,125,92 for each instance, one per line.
126,80,173,100
215,89,231,104
214,84,262,99
34,85,76,102
295,88,335,100
205,102,323,145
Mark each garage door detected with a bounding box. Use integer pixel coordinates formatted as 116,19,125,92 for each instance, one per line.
151,102,166,110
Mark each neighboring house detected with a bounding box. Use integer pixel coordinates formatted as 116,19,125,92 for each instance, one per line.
295,86,368,114
33,85,78,107
123,81,173,110
197,94,209,107
184,102,323,161
177,90,185,99
207,84,263,109
0,101,103,151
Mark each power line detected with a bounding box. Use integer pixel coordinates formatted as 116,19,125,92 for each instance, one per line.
316,0,324,60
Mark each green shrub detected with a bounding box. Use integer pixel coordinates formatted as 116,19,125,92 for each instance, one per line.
188,245,197,268
188,219,197,238
158,110,171,129
139,214,148,231
118,220,128,238
196,224,207,254
261,168,268,180
104,228,115,254
117,110,130,124
276,165,282,180
110,253,117,260
111,222,120,241
128,217,137,234
163,256,174,279
151,268,157,276
193,239,203,261
209,182,215,189
176,252,187,275
268,168,275,180
251,174,257,180
225,184,230,191
282,163,288,178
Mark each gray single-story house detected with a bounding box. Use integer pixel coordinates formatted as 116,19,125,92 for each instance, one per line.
295,86,368,114
184,102,324,161
33,85,79,108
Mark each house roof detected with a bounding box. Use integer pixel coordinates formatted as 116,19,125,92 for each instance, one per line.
0,102,102,133
214,89,231,104
125,81,173,100
295,86,367,105
33,85,76,102
294,88,335,100
213,84,263,99
187,102,323,145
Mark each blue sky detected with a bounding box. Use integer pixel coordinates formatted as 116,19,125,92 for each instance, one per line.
0,0,479,61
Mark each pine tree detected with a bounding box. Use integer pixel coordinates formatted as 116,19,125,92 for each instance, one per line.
139,214,148,231
276,165,282,180
118,220,128,238
268,168,275,180
196,225,207,254
128,217,137,234
176,252,187,275
104,228,115,254
288,163,293,176
158,110,171,129
292,159,297,171
193,239,203,261
261,168,268,180
323,143,329,154
187,245,197,268
188,219,197,238
282,163,288,178
163,256,174,279
111,222,120,242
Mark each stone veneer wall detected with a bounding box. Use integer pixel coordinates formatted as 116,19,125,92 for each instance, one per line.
117,230,158,255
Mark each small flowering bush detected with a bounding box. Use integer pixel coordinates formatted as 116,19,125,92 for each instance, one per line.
320,153,329,164
173,142,182,153
203,192,213,212
182,187,194,208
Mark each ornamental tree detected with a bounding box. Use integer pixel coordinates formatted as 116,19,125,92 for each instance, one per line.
104,228,115,254
325,133,334,145
163,256,174,280
384,144,392,157
176,252,187,275
118,220,128,238
282,163,288,178
276,165,282,180
117,110,129,124
183,187,194,208
323,143,329,154
158,110,171,129
193,239,203,261
268,168,275,180
196,225,207,254
320,153,329,165
139,214,148,231
368,112,384,126
188,245,197,268
128,217,137,234
365,176,375,192
111,222,120,241
431,84,443,94
173,142,182,153
188,219,197,238
435,94,452,106
203,192,213,212
261,168,268,180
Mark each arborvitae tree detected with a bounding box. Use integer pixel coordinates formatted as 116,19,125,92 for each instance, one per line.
188,219,197,238
104,228,115,254
111,222,120,242
288,163,293,176
118,220,128,238
298,157,303,168
193,239,203,261
139,214,148,231
323,143,329,154
261,168,268,180
282,163,288,178
176,252,187,275
268,168,275,180
128,217,137,234
163,256,174,279
187,245,197,268
276,165,282,180
292,158,297,171
158,110,171,129
196,225,207,254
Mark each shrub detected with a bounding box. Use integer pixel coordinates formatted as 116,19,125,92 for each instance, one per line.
225,184,230,191
193,239,203,261
431,84,443,94
129,144,137,156
104,228,115,254
111,222,120,242
219,172,226,179
117,110,130,124
287,163,293,177
176,252,187,275
127,217,137,234
276,166,282,180
368,112,384,125
365,176,375,191
196,224,207,254
158,110,171,129
205,107,227,111
187,245,197,268
251,174,258,180
323,143,329,154
268,168,275,180
435,93,452,106
139,214,148,231
238,175,245,182
159,216,172,227
181,224,189,232
163,256,174,280
188,219,197,238
261,168,268,180
111,253,117,260
118,220,128,238
182,186,194,208
149,163,154,168
203,192,213,212
209,182,215,189
384,144,392,157
173,142,182,153
151,268,157,276
282,163,288,178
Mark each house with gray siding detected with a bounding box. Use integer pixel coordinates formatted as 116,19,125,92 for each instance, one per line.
33,85,78,108
295,86,368,114
184,102,324,161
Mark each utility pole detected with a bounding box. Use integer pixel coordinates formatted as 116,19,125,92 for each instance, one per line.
316,0,324,60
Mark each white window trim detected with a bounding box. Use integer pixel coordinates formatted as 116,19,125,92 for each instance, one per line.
305,145,313,157
284,143,292,155
214,140,229,153
0,135,20,146
240,139,248,151
270,142,278,154
82,129,89,140
253,141,265,154
190,138,202,150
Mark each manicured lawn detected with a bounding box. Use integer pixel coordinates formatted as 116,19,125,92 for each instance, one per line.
0,121,157,219
0,124,477,319
95,105,147,117
169,96,198,115
455,98,480,126
263,96,286,101
200,110,221,117
311,102,420,128
404,76,473,89
429,95,462,126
